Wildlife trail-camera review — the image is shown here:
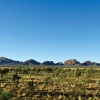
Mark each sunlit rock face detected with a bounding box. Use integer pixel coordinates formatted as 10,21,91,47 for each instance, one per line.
64,59,80,65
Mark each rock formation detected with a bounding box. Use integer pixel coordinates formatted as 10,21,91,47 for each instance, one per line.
56,62,63,65
64,59,80,65
0,57,100,66
41,61,55,65
0,57,21,65
81,61,100,66
23,59,41,65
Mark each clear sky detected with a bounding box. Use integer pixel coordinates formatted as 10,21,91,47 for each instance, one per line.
0,0,100,63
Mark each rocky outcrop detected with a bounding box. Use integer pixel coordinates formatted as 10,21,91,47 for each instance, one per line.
0,57,21,65
23,59,41,65
64,59,80,65
81,61,92,65
0,57,100,66
41,61,55,65
0,57,12,64
81,61,100,66
56,62,63,65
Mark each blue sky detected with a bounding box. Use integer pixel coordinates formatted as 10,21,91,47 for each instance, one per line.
0,0,100,63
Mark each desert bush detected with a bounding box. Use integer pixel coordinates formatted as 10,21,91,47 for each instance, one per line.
76,69,81,81
0,91,12,100
12,72,21,88
28,80,34,91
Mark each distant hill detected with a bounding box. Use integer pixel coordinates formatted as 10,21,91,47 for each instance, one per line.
23,59,41,65
41,61,55,65
0,57,22,65
64,59,80,65
0,57,100,66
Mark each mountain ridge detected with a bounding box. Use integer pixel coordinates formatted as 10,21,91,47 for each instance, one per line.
0,57,100,66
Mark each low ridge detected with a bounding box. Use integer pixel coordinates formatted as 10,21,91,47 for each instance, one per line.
0,57,100,66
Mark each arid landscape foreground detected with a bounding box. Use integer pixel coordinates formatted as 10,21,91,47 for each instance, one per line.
0,65,100,100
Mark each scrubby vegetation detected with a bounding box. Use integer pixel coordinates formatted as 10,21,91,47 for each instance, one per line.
0,66,100,100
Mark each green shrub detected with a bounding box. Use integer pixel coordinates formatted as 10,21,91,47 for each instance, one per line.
0,91,12,100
